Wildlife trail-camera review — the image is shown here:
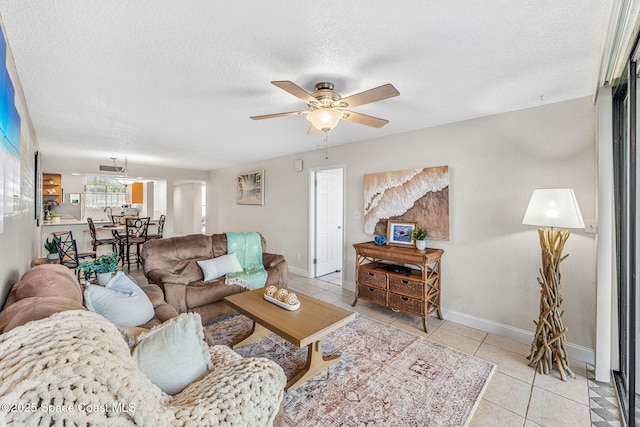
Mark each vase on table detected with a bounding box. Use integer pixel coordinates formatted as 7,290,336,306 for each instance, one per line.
415,239,427,251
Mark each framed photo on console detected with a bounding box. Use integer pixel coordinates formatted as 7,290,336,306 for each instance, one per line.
386,220,416,247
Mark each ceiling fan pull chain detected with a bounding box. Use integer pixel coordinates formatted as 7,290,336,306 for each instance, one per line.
324,130,329,159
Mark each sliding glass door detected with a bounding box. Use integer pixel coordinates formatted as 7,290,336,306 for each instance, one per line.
613,57,637,427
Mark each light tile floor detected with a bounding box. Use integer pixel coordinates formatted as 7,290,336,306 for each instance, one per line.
286,272,621,427
130,267,622,426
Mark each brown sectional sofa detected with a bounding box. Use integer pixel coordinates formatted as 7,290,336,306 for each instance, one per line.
140,232,288,324
0,263,287,426
0,263,179,333
0,264,86,333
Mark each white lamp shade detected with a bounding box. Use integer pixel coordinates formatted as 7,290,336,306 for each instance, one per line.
306,109,342,131
522,188,585,229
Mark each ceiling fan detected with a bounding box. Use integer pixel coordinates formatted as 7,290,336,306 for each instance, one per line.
250,81,400,134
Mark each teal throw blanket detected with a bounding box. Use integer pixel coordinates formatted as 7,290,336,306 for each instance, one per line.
225,232,267,289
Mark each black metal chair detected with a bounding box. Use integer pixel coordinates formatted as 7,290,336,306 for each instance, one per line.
52,230,96,280
87,217,119,253
115,217,150,271
111,215,124,226
146,214,166,240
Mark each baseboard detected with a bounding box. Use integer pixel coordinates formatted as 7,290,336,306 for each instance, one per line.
319,277,596,364
342,280,356,292
288,266,308,277
442,308,595,365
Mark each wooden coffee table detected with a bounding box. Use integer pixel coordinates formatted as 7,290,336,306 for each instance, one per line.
224,288,356,391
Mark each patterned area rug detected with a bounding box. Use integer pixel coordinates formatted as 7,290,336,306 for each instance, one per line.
207,314,495,427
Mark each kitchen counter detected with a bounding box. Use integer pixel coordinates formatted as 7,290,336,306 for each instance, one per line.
43,218,111,226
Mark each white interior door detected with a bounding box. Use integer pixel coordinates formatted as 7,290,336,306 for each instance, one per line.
315,169,343,277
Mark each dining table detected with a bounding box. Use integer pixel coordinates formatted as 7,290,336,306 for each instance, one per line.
89,221,158,257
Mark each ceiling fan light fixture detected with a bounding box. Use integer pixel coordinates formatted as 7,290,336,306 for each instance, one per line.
306,109,342,131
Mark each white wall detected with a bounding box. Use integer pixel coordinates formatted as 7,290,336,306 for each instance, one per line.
0,23,40,304
207,96,597,358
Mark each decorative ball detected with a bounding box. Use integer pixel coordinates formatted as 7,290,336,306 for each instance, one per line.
276,288,289,302
264,285,278,297
285,293,299,306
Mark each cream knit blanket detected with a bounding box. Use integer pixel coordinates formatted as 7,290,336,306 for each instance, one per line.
0,310,286,426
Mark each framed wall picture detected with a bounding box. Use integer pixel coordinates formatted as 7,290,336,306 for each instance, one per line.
237,170,264,205
386,220,416,247
364,166,450,240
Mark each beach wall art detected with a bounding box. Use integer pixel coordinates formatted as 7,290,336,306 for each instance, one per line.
363,166,450,241
237,170,264,205
0,28,22,234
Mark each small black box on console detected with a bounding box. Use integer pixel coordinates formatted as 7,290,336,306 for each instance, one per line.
382,264,412,275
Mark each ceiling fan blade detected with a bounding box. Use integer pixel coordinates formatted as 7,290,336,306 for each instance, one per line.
307,124,321,135
271,81,317,104
342,110,389,128
250,110,310,120
340,84,399,108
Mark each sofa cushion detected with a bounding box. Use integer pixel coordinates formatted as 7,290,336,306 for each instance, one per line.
185,280,244,309
141,234,215,282
84,272,154,326
0,296,86,333
14,264,82,303
132,313,212,395
196,252,243,281
263,253,286,269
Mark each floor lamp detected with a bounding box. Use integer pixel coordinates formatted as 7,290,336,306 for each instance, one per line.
522,188,585,381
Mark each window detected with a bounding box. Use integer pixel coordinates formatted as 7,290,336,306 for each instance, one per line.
83,176,127,209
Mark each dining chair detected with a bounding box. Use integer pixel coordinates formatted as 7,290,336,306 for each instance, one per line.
146,214,166,240
52,230,96,280
116,217,150,271
111,215,124,226
87,217,119,254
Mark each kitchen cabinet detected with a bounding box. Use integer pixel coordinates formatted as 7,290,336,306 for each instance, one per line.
42,173,62,205
126,182,143,204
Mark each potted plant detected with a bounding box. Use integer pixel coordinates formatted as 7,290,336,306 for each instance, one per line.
411,227,428,251
49,213,63,224
44,238,59,261
77,252,121,285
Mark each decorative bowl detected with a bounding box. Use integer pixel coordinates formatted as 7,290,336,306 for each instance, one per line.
374,235,386,245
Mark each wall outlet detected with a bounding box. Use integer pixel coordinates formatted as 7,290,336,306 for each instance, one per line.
584,220,597,234
354,211,361,220
296,253,301,260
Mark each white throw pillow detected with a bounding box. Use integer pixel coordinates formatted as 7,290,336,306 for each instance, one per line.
197,252,243,281
84,271,154,327
132,312,212,395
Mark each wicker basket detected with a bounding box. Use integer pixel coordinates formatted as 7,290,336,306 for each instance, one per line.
388,276,424,298
357,284,387,305
388,293,424,315
357,267,387,289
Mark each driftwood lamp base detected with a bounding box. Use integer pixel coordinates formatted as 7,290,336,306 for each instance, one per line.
527,227,576,381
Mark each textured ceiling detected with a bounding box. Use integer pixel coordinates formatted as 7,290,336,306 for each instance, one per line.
0,1,612,171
